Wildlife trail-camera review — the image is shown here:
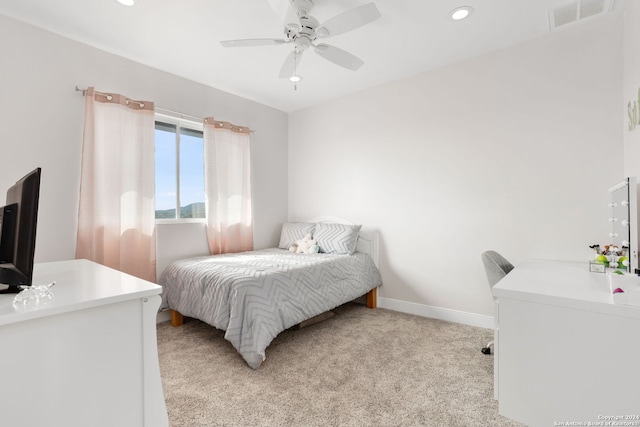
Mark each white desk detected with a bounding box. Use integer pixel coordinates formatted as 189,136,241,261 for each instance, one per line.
493,259,640,426
0,259,168,427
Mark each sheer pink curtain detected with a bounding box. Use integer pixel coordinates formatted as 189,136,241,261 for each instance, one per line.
76,87,156,282
203,118,253,255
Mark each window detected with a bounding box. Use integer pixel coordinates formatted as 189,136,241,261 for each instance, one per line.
154,116,205,220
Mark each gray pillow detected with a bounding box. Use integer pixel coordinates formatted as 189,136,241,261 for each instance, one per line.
314,223,361,255
278,222,316,249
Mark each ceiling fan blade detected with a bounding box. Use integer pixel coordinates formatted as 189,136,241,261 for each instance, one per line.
265,0,301,28
317,3,381,38
314,44,364,71
278,50,304,78
220,38,289,48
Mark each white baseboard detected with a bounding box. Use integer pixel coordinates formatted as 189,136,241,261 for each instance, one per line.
155,299,495,329
156,309,171,324
378,297,494,329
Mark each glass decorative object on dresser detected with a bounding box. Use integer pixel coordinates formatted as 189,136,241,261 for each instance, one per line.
607,177,638,272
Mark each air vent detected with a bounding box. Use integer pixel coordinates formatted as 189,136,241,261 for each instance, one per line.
549,0,614,30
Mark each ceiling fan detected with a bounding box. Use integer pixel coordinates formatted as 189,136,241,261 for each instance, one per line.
220,0,381,79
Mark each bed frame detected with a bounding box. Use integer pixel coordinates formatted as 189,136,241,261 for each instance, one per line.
170,216,380,327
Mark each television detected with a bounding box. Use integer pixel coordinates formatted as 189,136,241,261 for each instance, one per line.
0,168,41,294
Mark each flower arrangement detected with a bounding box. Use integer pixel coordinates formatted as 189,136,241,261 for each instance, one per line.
588,244,629,268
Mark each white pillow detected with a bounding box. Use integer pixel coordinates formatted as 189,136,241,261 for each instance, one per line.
314,223,361,255
278,222,316,249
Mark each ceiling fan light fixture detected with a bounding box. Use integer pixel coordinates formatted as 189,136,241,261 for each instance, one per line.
116,0,137,6
289,75,303,83
450,6,474,21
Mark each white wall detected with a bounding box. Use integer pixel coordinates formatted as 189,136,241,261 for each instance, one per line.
289,14,623,322
1,11,627,323
624,0,640,178
0,15,289,272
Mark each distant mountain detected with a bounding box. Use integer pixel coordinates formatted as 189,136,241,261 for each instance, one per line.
155,202,205,219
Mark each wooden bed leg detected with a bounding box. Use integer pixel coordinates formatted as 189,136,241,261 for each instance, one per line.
171,310,184,327
366,288,377,309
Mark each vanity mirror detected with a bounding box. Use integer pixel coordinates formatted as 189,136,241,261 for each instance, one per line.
608,177,638,272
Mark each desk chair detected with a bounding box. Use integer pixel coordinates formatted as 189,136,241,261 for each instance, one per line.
481,250,514,355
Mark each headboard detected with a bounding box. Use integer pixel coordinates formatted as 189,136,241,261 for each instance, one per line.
305,216,380,269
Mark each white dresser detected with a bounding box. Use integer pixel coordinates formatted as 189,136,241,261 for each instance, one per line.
0,259,168,427
493,259,640,426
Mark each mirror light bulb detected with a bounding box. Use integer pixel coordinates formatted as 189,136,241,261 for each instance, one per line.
451,6,473,21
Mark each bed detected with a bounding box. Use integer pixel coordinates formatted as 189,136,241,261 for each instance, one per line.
159,218,382,369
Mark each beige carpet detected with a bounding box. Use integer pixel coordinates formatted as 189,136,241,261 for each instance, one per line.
156,303,523,427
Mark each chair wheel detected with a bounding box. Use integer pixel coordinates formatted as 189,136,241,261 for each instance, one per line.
481,347,491,355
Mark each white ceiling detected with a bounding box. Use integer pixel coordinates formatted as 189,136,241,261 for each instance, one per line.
0,0,622,113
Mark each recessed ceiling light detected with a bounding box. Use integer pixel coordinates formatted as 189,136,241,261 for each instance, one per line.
117,0,136,6
450,6,474,21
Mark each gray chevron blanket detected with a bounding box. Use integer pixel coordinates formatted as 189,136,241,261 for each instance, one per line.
159,248,382,368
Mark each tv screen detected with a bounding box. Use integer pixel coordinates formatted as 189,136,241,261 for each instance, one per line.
0,168,41,294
